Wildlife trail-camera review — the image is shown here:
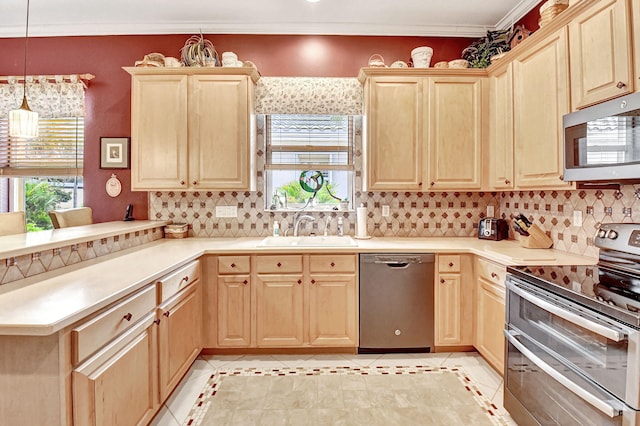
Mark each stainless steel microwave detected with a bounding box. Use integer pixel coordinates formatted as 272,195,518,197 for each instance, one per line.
563,92,640,182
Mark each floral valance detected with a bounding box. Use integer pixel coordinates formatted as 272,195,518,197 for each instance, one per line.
255,77,362,116
0,75,86,118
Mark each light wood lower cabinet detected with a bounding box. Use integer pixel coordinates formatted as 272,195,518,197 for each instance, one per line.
211,253,357,349
308,274,357,346
73,314,158,426
255,274,305,346
476,279,506,373
157,281,202,401
434,254,474,348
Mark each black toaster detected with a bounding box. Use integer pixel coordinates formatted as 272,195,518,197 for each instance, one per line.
478,218,509,241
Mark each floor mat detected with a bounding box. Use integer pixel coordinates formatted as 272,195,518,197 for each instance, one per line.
182,364,508,425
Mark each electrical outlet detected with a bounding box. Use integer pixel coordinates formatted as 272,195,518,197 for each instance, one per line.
487,205,495,217
572,210,583,227
215,205,238,218
382,205,390,217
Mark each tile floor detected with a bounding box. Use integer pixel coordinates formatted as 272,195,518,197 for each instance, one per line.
150,351,518,426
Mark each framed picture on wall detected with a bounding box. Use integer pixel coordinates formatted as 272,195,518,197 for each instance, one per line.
100,137,130,169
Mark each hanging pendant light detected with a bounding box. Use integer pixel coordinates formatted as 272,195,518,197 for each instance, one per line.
9,0,38,139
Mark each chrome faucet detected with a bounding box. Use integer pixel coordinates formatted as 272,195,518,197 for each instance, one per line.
323,217,331,236
293,214,315,236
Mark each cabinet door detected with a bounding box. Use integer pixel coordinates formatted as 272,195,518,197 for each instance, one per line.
73,315,158,426
427,76,484,190
634,0,640,90
513,28,573,189
487,64,514,190
476,279,506,375
189,75,254,190
308,274,357,346
363,77,424,190
131,74,188,190
435,274,463,346
255,274,304,347
158,282,202,401
569,0,633,109
217,274,252,347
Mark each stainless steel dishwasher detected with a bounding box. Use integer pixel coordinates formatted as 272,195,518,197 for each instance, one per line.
359,253,435,353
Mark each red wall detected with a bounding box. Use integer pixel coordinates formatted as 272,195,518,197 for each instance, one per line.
1,34,474,222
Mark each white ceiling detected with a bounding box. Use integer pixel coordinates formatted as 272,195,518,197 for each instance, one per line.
0,0,540,39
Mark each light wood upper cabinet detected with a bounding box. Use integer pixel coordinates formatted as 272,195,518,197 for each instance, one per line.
427,76,485,190
130,74,188,190
125,68,258,191
188,75,254,189
513,28,574,189
362,76,425,191
569,0,634,109
633,0,640,89
487,63,514,190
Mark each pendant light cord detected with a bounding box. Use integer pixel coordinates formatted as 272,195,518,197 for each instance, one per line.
22,0,31,98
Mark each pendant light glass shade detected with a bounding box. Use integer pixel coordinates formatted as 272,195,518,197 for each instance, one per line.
9,96,39,138
9,0,38,139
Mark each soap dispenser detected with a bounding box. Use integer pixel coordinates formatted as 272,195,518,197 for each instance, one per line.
273,220,280,237
337,217,344,236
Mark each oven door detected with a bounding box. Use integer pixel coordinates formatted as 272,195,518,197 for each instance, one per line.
506,276,636,404
505,327,629,425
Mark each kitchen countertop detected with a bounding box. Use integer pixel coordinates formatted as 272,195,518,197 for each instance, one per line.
0,233,597,336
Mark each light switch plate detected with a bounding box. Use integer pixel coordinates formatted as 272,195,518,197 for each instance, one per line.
382,205,390,217
572,210,583,227
215,205,238,218
487,205,495,217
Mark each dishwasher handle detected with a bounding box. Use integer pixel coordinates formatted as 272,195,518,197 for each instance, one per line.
374,257,423,267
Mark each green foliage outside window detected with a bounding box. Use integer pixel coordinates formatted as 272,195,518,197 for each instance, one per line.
25,180,71,231
279,180,340,204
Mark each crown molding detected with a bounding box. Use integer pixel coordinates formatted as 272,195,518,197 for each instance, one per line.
0,21,501,39
494,0,541,30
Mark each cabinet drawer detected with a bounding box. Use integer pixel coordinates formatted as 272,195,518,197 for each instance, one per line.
256,255,303,274
158,260,200,302
309,255,356,274
438,255,461,273
71,285,156,365
477,258,506,286
218,256,251,274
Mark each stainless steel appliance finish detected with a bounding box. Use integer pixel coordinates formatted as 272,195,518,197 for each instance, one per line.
504,223,640,425
358,253,434,353
563,91,640,182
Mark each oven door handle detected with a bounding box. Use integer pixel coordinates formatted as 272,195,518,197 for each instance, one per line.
505,330,623,418
509,282,628,342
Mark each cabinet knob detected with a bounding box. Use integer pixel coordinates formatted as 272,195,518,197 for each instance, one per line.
448,262,454,267
311,279,316,284
243,280,248,285
297,279,302,285
491,272,498,279
430,182,435,186
192,180,198,185
163,311,170,317
418,182,423,186
277,262,282,267
153,319,161,325
330,262,335,267
180,180,185,185
616,81,626,89
123,313,132,321
559,175,564,180
505,179,510,185
181,275,189,283
440,279,445,284
230,263,236,268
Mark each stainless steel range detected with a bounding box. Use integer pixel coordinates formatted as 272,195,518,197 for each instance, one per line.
504,223,640,426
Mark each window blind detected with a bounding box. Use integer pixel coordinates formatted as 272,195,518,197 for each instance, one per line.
266,114,354,171
0,117,84,176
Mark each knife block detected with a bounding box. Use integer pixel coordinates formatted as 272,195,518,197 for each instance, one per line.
518,224,553,249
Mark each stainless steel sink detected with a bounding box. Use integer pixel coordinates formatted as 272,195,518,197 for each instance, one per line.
257,235,357,247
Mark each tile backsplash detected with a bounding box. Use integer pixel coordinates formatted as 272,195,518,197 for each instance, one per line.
149,111,640,258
